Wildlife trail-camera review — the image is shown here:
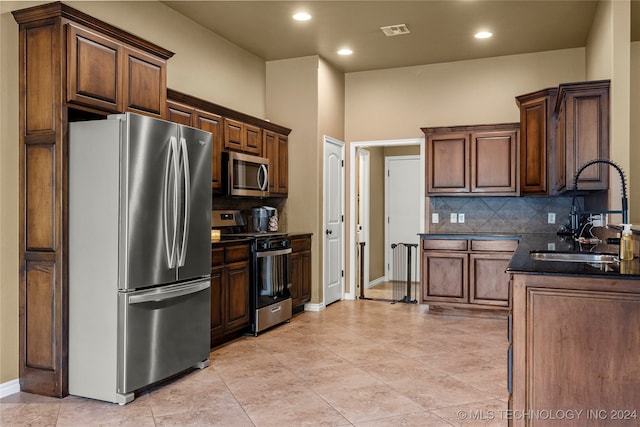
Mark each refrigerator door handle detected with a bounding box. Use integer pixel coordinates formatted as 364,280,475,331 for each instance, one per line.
163,136,179,269
177,137,191,267
127,280,210,304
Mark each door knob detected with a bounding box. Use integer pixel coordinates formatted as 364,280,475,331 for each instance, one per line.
325,229,332,235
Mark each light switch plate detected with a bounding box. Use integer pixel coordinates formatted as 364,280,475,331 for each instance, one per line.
450,213,457,224
548,213,556,224
431,213,439,224
458,213,465,223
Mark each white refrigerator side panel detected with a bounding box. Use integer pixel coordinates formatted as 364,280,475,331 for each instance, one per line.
69,119,120,403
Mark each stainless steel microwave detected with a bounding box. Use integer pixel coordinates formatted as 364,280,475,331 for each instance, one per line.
224,151,269,197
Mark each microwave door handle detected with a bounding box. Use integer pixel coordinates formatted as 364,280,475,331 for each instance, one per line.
258,164,268,191
177,137,190,268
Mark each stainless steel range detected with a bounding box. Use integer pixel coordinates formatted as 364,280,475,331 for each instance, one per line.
211,210,292,335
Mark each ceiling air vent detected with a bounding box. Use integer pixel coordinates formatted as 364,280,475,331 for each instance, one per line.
380,24,410,37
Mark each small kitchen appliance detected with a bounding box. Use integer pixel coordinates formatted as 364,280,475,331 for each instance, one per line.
223,151,269,197
252,206,278,232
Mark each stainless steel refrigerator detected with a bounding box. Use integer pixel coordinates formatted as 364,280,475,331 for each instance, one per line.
68,112,212,404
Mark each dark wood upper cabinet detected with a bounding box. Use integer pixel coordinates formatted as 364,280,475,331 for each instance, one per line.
263,130,289,196
66,22,167,118
12,1,173,398
166,89,291,196
423,123,519,196
555,80,610,192
223,118,262,155
515,80,609,195
516,88,557,195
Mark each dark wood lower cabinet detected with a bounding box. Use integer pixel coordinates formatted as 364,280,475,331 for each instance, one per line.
509,274,640,426
421,238,516,309
289,234,312,311
210,243,251,347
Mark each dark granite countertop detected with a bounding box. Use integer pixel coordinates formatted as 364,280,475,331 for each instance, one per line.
507,232,640,279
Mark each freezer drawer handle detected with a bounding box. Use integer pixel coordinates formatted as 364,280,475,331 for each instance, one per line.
128,281,209,304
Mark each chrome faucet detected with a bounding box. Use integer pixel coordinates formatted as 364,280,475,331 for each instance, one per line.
570,159,629,236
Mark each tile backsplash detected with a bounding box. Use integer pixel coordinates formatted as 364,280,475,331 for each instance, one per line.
429,196,584,233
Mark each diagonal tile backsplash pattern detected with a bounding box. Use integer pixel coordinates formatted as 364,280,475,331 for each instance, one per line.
430,196,583,233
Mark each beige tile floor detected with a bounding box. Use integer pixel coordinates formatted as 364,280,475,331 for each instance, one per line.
1,300,508,426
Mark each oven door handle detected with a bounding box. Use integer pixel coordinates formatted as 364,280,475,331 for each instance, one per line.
256,248,292,258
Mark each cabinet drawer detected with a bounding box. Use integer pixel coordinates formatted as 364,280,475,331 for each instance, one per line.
423,239,467,251
291,237,311,252
211,248,224,266
225,244,250,263
470,239,518,252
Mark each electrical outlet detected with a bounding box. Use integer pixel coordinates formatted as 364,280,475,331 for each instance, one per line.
458,213,465,223
450,213,457,224
431,213,439,224
548,213,556,224
591,214,603,227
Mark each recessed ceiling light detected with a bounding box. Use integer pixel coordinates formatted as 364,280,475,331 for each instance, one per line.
293,12,311,21
475,31,493,39
337,48,353,56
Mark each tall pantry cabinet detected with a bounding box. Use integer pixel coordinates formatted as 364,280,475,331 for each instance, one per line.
12,2,173,397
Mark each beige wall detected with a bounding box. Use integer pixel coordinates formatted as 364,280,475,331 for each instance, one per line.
266,56,324,303
344,48,586,142
0,2,22,385
586,0,633,224
632,41,640,225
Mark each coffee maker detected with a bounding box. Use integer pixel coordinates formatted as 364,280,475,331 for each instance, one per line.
251,206,278,232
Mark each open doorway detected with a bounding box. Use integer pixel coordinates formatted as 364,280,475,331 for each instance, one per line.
348,139,425,302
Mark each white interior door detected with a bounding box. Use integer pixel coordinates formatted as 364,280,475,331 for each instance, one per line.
324,136,344,306
385,156,421,281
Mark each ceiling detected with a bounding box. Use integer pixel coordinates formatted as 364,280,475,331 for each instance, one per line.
163,1,640,73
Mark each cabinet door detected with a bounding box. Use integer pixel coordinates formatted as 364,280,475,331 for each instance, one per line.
559,82,609,191
426,133,469,194
223,118,243,152
553,101,567,192
471,129,518,194
244,124,262,155
422,251,468,303
519,98,549,194
166,101,194,126
195,111,224,192
209,266,225,340
225,261,250,331
122,46,166,118
67,23,122,112
263,130,289,196
469,253,511,307
276,134,289,194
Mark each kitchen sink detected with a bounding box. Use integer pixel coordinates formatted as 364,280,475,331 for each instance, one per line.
529,251,619,264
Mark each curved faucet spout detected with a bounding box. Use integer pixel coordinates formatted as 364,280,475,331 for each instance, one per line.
571,159,629,231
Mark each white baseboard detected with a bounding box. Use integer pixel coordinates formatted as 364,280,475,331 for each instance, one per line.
303,302,325,312
343,293,356,300
0,379,20,398
367,276,385,289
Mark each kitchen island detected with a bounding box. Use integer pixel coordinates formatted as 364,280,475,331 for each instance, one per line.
506,232,640,426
